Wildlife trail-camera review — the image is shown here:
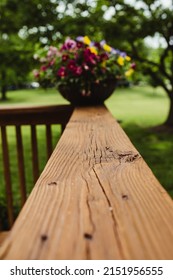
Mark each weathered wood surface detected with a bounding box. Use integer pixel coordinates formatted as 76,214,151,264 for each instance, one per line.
1,105,173,260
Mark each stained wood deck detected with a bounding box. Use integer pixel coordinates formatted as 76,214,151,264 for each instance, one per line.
1,105,173,259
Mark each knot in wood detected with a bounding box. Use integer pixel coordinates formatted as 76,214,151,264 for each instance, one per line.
41,234,48,242
122,194,129,200
118,151,140,163
84,233,93,240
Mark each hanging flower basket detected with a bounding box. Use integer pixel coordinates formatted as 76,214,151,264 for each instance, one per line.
33,36,135,105
58,78,117,106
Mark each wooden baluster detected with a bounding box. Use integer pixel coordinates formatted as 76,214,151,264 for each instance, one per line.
0,126,14,227
15,126,27,206
61,124,66,134
46,125,52,160
31,125,39,183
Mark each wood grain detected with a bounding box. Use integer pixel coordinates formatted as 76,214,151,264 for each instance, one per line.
1,105,173,259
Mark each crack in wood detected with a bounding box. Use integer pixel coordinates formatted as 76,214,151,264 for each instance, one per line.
84,191,94,258
81,173,96,259
92,167,125,259
48,181,57,186
85,239,92,260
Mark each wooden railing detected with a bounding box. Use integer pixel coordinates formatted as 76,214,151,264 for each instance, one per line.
0,105,73,228
1,105,173,259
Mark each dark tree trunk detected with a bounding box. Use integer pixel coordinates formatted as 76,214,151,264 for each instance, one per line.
1,85,7,100
164,93,173,126
0,70,8,101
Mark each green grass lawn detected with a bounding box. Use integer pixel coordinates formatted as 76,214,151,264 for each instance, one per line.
106,86,173,198
1,85,173,228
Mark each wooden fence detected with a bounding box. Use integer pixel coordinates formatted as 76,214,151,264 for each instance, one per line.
0,105,73,228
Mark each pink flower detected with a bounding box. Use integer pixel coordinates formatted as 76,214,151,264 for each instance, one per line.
33,69,40,78
57,66,66,77
40,65,47,71
82,63,89,70
47,46,59,57
131,63,136,69
61,38,77,50
48,59,55,66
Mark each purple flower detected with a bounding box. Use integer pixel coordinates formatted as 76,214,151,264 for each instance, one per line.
76,36,83,42
111,48,119,55
120,52,127,57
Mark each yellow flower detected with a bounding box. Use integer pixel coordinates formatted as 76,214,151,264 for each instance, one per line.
117,56,124,66
103,44,111,52
125,68,134,77
89,46,98,55
125,56,131,61
83,36,91,45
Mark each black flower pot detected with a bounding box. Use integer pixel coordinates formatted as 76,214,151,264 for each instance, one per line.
58,79,117,106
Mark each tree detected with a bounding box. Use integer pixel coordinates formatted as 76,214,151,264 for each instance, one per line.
0,34,35,100
0,0,60,100
101,0,173,126
0,0,31,99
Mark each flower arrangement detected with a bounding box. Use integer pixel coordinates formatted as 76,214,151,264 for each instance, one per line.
33,36,135,104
